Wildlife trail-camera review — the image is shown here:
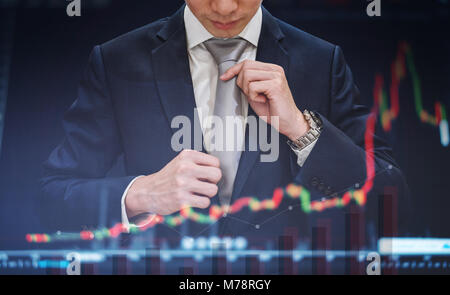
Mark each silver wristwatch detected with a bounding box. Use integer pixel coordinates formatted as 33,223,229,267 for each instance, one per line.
287,110,323,151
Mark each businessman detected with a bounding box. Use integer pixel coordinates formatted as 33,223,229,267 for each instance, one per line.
40,0,409,247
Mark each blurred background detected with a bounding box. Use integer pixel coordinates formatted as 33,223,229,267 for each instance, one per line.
0,0,449,258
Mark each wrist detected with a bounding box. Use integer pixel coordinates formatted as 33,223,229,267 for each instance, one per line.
124,191,140,219
125,176,148,218
286,110,310,141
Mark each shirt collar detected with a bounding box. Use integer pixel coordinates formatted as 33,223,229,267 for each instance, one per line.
184,4,262,50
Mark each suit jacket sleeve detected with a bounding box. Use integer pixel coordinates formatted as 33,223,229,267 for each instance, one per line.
39,46,137,230
292,46,411,232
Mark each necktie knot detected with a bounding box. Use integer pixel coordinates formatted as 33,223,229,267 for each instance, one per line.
204,37,248,65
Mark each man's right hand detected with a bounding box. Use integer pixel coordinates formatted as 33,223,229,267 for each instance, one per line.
124,149,222,218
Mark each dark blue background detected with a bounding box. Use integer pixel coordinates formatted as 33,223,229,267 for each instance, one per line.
0,0,449,249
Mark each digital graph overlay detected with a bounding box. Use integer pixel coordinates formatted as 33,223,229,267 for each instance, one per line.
26,182,370,243
26,42,447,244
375,42,449,147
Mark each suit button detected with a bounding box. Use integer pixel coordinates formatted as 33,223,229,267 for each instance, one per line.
318,182,325,192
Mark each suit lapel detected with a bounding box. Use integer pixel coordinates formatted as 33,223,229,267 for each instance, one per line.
231,7,290,200
151,5,205,153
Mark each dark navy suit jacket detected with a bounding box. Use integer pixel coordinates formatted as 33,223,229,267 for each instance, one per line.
40,5,409,247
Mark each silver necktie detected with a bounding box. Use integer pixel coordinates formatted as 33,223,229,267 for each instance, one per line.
204,38,248,207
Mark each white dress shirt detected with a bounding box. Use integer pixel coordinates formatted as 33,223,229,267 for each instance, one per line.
120,5,317,230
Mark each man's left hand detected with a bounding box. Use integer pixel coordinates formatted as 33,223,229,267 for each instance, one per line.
221,60,309,141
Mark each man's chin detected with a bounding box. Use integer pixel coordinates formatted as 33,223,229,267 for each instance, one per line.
210,30,241,39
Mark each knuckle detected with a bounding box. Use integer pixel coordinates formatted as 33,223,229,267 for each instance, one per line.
236,77,243,88
276,65,285,74
275,71,283,79
210,184,218,196
210,156,220,167
240,72,246,83
248,82,255,92
199,198,211,209
243,68,251,78
202,183,217,197
175,176,185,187
177,162,191,174
243,60,251,70
215,168,222,182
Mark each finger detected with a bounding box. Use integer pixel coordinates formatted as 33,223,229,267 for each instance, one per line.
237,70,277,96
248,80,272,103
192,165,222,184
221,60,280,81
184,195,211,209
248,95,268,104
188,180,218,198
220,62,244,81
180,149,220,167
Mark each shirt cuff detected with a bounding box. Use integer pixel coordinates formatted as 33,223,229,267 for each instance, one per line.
289,139,318,167
121,175,145,233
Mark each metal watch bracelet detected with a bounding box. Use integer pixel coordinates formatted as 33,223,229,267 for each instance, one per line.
287,110,323,151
